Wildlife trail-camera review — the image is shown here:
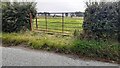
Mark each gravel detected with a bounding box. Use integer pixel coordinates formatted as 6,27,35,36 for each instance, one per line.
1,46,119,66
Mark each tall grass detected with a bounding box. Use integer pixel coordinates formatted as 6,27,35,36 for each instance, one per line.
2,32,120,63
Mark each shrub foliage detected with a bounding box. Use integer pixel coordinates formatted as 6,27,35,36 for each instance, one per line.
2,2,37,32
82,2,120,42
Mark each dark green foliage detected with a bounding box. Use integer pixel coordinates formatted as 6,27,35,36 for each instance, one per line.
2,2,37,32
83,2,120,41
118,2,120,43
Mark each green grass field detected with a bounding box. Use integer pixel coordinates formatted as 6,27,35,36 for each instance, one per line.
33,17,83,34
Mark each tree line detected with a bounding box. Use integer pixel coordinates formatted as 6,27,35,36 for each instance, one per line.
38,12,84,17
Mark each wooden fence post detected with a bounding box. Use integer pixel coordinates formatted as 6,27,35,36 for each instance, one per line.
45,13,47,31
62,13,64,33
30,13,33,31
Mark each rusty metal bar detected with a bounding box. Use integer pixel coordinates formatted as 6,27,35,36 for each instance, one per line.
36,15,38,29
62,13,64,33
45,13,47,31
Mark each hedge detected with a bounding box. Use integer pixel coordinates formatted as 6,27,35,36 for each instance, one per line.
2,2,37,32
82,2,120,42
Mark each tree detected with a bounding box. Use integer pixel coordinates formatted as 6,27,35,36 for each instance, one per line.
70,13,74,18
65,13,68,17
75,11,84,17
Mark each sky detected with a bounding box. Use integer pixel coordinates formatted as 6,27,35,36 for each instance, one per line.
35,0,88,12
1,0,87,12
2,0,118,12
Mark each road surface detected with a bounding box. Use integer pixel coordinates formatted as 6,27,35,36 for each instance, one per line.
0,46,119,66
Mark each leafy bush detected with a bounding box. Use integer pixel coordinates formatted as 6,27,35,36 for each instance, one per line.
2,2,37,32
83,2,120,42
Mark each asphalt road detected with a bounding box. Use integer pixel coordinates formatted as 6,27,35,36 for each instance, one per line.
0,46,119,66
0,45,2,67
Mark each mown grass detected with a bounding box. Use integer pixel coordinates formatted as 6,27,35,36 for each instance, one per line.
33,17,83,33
2,32,120,63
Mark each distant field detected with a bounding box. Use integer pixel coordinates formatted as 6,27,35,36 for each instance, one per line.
33,17,83,34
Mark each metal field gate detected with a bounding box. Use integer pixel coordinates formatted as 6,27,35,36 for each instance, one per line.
33,12,83,35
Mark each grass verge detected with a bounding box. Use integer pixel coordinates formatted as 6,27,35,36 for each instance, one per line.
1,32,120,63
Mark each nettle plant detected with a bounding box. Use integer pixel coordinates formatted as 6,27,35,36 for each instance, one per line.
82,2,120,42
